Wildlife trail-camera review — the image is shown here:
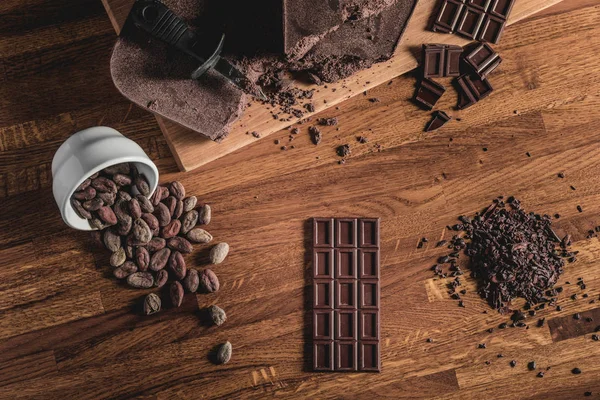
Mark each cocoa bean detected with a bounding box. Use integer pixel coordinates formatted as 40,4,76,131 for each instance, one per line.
167,237,193,253
113,173,132,186
82,197,104,211
173,200,184,219
141,212,159,231
75,178,91,192
116,217,132,236
136,195,154,213
197,204,211,225
97,206,117,225
169,181,185,200
150,186,167,206
132,218,152,244
182,269,199,293
103,229,122,252
97,191,116,206
181,210,198,235
92,177,117,193
199,268,220,293
110,247,126,267
150,248,171,271
147,237,166,253
127,272,154,288
168,251,186,280
117,190,132,202
113,200,130,225
114,261,137,279
216,342,232,364
154,269,168,288
186,227,212,244
182,196,197,213
125,245,134,259
89,218,106,230
208,305,227,326
103,162,130,175
161,219,181,239
135,175,150,196
73,186,96,201
143,293,161,315
154,202,171,227
170,281,184,308
209,243,229,264
129,198,142,219
135,247,150,272
163,196,177,216
71,199,92,220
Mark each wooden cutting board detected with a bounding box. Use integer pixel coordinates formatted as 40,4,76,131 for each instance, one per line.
102,0,565,171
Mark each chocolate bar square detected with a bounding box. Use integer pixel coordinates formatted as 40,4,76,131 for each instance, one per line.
336,279,358,309
359,341,380,371
360,280,379,309
464,43,501,78
335,249,357,279
467,0,491,12
358,218,380,247
423,44,445,78
313,218,334,247
478,15,506,44
314,341,334,371
314,249,334,278
314,280,334,309
314,310,334,340
336,341,358,371
335,218,358,247
359,249,380,279
360,310,379,340
455,6,485,39
414,78,446,110
445,46,463,77
489,0,515,19
335,310,358,340
433,0,465,33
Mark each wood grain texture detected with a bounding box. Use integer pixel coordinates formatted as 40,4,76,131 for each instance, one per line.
1,0,600,398
103,0,565,171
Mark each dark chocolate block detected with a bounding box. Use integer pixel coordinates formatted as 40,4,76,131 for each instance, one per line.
464,43,502,78
432,0,465,33
312,218,381,372
455,6,485,39
478,15,506,44
414,78,446,110
425,110,451,132
456,74,494,109
422,44,463,79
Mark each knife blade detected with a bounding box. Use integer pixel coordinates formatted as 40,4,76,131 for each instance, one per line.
128,0,267,101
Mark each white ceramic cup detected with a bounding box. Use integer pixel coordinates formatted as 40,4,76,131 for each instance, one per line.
52,126,159,230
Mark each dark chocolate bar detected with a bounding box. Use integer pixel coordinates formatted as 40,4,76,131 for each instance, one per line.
464,43,502,78
432,0,513,44
456,73,493,109
414,78,446,110
312,218,381,372
422,44,463,78
425,110,451,132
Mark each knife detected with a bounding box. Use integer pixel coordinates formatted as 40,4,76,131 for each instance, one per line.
128,0,267,101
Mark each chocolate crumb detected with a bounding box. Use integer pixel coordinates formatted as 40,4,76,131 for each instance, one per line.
357,136,369,144
528,361,536,371
251,131,261,138
558,172,565,178
319,117,338,126
510,360,517,368
337,144,351,157
309,126,322,145
304,103,315,113
577,205,583,213
274,139,280,145
368,98,380,103
526,152,531,157
572,368,582,374
426,338,433,343
537,371,545,378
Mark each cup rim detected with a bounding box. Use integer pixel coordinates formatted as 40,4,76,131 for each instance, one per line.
61,156,159,230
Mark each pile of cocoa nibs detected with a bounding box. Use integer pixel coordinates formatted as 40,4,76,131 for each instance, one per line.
432,196,576,314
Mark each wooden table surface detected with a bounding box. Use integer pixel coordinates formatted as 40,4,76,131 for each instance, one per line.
1,0,600,398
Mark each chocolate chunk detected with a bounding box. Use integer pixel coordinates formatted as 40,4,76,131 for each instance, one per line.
456,74,494,109
464,43,502,78
415,78,446,110
425,110,451,132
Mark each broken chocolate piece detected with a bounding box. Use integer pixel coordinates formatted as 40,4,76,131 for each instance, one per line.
456,74,493,109
415,78,446,110
422,44,463,78
464,43,502,78
425,111,451,132
432,0,465,33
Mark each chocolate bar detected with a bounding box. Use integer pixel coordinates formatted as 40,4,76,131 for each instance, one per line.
414,78,446,110
431,0,514,44
312,217,381,372
422,44,463,78
425,110,451,131
464,43,501,78
456,73,493,109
